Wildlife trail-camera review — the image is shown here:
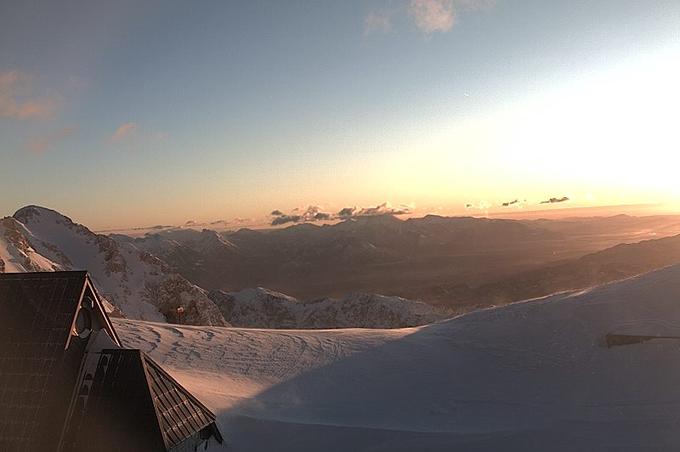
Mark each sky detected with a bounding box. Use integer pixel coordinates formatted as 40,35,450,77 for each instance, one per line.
1,0,679,230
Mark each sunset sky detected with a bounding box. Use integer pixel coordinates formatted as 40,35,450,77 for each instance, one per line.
1,1,679,230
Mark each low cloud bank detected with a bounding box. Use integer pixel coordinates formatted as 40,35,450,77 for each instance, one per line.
270,202,412,226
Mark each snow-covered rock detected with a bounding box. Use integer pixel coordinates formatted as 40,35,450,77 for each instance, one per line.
5,206,227,326
208,287,445,328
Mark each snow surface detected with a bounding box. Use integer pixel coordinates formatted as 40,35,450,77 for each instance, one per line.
0,217,62,272
115,264,680,451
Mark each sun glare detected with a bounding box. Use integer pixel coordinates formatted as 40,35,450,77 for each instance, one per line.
401,43,680,210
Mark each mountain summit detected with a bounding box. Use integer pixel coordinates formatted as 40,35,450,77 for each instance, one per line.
2,205,227,326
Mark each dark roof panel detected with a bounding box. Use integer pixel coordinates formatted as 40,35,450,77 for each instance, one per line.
0,271,87,450
0,272,222,451
62,349,166,452
142,354,218,448
64,349,221,451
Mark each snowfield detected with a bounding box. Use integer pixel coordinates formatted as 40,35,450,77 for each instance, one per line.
115,264,680,451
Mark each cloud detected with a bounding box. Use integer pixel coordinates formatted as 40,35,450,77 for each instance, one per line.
501,199,527,208
410,0,455,33
541,196,570,204
0,71,60,120
357,202,411,216
465,200,492,210
540,196,570,204
270,206,331,226
365,10,393,34
22,127,75,154
271,202,412,226
366,0,493,36
109,123,167,146
180,217,253,228
336,202,412,219
271,215,302,226
337,207,356,219
110,122,137,143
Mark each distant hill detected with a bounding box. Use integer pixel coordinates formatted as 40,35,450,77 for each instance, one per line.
439,233,680,310
209,288,445,329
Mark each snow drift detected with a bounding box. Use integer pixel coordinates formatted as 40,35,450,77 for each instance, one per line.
115,264,680,451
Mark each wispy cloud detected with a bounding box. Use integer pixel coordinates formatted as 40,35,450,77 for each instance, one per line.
465,200,492,210
0,71,60,120
110,122,137,143
109,122,168,146
22,127,75,154
540,196,570,204
365,10,393,34
465,196,569,210
342,202,412,218
366,0,493,35
410,0,455,33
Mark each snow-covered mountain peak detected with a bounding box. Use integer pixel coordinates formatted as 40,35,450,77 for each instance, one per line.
236,287,301,303
3,205,228,326
13,204,74,227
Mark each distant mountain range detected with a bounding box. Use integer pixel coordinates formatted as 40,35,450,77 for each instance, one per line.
1,206,446,328
208,288,443,329
4,205,680,328
118,211,680,309
446,233,680,309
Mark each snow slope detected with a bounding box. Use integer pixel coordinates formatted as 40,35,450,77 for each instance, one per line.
0,217,63,272
209,287,445,328
115,264,680,451
6,206,227,326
